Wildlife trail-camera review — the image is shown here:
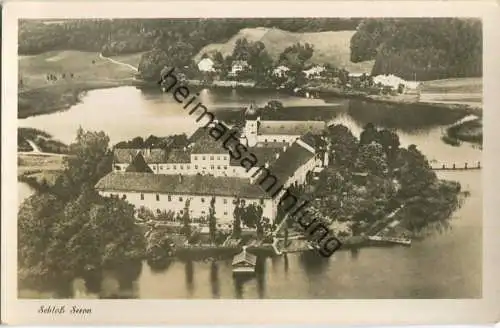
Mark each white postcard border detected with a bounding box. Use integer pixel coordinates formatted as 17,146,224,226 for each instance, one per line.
2,1,500,325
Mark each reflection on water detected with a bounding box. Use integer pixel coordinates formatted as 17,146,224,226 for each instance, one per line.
16,172,482,299
185,261,194,298
210,261,220,299
18,86,480,165
347,99,466,132
17,86,482,299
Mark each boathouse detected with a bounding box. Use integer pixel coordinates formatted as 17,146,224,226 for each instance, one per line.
232,247,257,274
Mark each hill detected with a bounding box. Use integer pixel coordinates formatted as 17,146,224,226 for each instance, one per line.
350,18,482,81
194,27,374,74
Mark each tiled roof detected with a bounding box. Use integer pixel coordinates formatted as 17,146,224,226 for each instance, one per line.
230,146,283,166
258,121,326,136
299,132,326,149
232,249,257,266
165,149,190,163
265,141,316,183
114,148,168,164
190,133,229,154
125,153,153,173
95,172,271,199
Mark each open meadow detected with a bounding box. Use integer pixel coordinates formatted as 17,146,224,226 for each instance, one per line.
18,50,143,118
418,77,482,108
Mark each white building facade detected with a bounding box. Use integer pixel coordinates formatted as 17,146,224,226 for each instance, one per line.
197,58,215,72
95,173,276,223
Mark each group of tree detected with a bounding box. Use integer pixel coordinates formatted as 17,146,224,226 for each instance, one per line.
18,128,146,287
19,18,361,56
114,134,189,149
231,199,266,239
278,42,314,71
350,18,482,80
314,122,461,234
206,38,274,83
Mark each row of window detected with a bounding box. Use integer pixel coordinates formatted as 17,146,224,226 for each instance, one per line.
114,193,265,206
262,137,298,143
155,209,230,216
192,155,229,161
138,193,230,204
157,165,228,171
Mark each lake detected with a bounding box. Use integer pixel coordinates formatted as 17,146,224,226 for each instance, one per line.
17,86,482,298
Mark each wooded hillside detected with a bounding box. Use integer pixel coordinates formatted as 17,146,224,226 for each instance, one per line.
19,18,482,82
350,18,482,80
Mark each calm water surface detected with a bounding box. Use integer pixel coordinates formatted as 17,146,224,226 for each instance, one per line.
17,86,482,298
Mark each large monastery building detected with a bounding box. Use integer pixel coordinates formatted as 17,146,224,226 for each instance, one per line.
97,103,329,223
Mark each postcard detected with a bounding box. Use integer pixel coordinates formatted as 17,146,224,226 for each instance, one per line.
2,0,499,325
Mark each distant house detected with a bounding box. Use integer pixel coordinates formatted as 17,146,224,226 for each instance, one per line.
348,72,365,78
229,60,250,76
272,65,290,78
303,65,325,79
372,74,421,91
372,74,406,90
197,57,215,72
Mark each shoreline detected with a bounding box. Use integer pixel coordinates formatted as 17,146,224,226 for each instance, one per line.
18,78,482,120
18,79,148,119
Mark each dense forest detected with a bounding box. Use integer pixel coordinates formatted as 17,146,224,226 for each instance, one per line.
350,18,482,80
19,18,361,56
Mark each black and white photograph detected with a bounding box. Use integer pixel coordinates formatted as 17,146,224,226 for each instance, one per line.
3,0,499,325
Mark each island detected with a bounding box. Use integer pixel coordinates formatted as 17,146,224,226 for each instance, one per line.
18,100,466,289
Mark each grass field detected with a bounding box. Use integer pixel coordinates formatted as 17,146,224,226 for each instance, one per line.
194,27,374,74
109,52,145,68
18,50,143,118
418,77,482,108
419,77,482,94
18,153,66,186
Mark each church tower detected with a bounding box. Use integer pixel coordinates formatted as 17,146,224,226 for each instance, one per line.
242,102,260,147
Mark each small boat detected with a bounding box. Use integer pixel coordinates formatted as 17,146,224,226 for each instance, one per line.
232,246,257,275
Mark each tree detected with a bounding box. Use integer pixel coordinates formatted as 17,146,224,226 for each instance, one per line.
395,144,437,198
359,123,378,146
376,129,400,164
355,142,388,176
263,100,284,113
18,193,65,284
138,49,170,81
232,198,242,238
326,124,359,167
18,186,145,286
55,128,112,200
240,203,263,229
212,51,227,76
400,180,461,234
232,38,251,61
208,197,217,244
279,42,314,71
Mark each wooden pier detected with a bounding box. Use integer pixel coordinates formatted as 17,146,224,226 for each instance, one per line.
367,235,411,246
431,161,481,171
